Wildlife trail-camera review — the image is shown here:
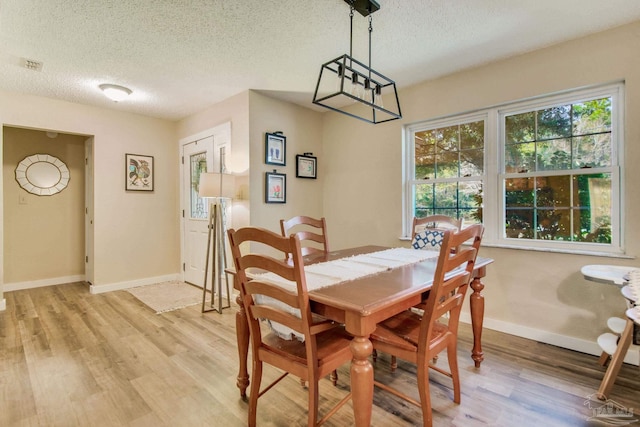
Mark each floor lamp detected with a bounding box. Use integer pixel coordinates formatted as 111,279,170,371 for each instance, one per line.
198,172,234,313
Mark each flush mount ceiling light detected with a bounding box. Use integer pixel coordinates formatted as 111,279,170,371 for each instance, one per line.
312,0,401,124
99,83,132,102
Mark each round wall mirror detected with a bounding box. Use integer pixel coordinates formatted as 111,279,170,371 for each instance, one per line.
15,154,70,196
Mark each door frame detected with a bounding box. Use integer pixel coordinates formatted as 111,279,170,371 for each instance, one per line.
179,122,231,284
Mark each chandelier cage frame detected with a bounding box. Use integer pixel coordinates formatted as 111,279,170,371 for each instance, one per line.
312,0,402,124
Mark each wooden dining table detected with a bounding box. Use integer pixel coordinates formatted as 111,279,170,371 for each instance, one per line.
231,245,494,427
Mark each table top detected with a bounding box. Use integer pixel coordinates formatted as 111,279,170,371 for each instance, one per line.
581,264,638,286
307,246,493,321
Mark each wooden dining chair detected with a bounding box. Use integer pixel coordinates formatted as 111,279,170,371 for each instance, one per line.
370,224,484,427
411,214,462,251
280,216,329,257
227,226,353,427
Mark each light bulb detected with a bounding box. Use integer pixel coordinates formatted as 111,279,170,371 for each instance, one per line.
373,84,384,109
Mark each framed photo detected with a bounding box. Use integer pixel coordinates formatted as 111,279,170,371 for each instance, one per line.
265,171,286,204
126,153,154,191
296,154,317,179
265,132,286,166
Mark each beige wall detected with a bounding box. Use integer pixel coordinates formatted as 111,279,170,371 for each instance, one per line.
321,21,640,356
248,91,324,233
3,127,85,283
0,90,179,296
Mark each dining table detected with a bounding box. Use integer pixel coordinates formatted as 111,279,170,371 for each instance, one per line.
231,245,494,427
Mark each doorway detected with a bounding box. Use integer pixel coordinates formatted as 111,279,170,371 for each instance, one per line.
180,122,230,288
1,126,93,291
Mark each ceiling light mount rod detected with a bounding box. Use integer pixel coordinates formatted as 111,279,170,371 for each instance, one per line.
312,0,401,124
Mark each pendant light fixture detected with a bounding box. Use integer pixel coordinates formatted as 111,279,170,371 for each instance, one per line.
312,0,401,124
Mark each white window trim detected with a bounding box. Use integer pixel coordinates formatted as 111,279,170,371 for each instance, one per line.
403,82,625,256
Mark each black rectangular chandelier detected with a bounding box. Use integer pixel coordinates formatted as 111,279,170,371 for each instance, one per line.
312,0,402,124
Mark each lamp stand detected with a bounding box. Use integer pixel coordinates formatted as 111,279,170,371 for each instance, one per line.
202,199,231,313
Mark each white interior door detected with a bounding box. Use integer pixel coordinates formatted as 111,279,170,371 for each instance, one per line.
182,136,214,286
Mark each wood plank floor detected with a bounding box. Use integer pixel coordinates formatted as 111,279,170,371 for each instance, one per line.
1,282,639,426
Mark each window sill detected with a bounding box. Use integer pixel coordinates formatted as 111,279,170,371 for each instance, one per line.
398,237,634,259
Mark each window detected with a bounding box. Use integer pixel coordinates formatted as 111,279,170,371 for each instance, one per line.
404,83,623,255
409,115,485,224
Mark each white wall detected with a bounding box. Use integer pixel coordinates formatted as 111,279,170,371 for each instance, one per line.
0,90,180,297
321,21,640,361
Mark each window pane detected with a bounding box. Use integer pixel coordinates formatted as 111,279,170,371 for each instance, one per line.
536,139,571,171
573,174,612,243
460,121,484,150
415,183,434,218
537,105,571,140
435,151,459,178
460,149,483,176
505,178,534,207
506,208,534,239
434,182,457,208
573,134,611,168
573,98,612,135
536,207,571,240
415,131,435,179
459,181,483,223
505,142,535,173
440,127,458,152
505,112,535,144
190,151,208,219
536,175,571,208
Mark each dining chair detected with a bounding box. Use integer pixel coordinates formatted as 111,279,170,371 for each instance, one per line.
411,214,462,251
280,215,329,256
227,226,353,427
370,224,484,427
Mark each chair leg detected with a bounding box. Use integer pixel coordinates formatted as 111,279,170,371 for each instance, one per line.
308,378,319,427
249,361,263,427
417,362,433,427
598,351,611,367
330,370,338,386
447,344,461,404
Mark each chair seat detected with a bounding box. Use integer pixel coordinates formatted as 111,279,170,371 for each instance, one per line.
262,327,353,367
371,310,449,353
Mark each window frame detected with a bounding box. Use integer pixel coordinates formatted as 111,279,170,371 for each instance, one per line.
403,82,625,256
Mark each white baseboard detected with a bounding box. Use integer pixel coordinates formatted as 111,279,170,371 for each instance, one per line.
460,313,640,366
90,274,180,294
0,298,5,311
3,275,86,292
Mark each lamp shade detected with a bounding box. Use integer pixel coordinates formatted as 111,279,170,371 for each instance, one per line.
198,172,235,198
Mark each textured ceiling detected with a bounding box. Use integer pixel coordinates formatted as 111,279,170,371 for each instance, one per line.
2,0,640,121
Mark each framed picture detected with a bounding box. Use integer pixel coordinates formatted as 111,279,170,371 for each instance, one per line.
296,154,317,179
126,153,154,191
265,171,286,204
265,132,286,166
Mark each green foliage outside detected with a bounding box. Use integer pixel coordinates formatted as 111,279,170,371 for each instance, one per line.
413,97,613,243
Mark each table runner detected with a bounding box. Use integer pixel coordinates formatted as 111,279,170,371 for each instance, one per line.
249,248,440,340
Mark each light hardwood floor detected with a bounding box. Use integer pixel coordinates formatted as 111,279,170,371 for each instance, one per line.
1,282,639,426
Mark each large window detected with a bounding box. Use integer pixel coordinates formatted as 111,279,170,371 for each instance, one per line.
411,115,485,224
404,83,623,254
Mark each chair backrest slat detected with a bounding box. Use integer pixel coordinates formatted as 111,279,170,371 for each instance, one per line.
280,216,329,257
419,224,484,351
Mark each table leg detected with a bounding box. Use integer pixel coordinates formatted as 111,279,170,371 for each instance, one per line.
350,335,373,427
470,276,485,368
235,292,250,400
597,319,633,400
